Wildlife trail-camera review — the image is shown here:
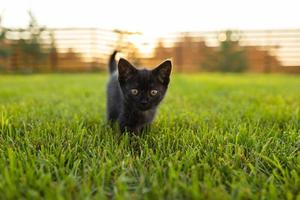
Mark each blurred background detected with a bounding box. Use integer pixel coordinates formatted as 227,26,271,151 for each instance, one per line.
0,0,300,73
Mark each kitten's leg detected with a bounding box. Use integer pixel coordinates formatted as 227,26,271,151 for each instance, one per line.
107,103,119,123
119,121,130,134
107,111,118,122
140,125,151,134
106,111,119,131
119,125,142,135
118,119,137,134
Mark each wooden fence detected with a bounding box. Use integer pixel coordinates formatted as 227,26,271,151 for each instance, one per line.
1,28,300,73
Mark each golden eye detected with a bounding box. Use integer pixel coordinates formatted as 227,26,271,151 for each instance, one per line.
131,89,138,95
150,90,158,96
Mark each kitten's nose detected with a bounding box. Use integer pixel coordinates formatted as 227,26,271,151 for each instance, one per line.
141,100,148,105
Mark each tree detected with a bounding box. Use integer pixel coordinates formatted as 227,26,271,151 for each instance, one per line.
15,11,48,72
203,30,248,72
0,15,10,71
49,31,58,71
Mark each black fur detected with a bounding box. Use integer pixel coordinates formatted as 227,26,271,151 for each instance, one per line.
108,50,118,74
106,51,172,134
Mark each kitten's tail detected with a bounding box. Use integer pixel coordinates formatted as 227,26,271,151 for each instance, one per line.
108,50,118,74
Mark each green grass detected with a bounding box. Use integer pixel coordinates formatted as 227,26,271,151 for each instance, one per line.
0,73,299,200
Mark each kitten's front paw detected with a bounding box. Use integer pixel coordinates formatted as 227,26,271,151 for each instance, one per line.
119,125,142,135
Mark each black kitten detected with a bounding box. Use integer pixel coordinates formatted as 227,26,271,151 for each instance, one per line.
106,51,172,134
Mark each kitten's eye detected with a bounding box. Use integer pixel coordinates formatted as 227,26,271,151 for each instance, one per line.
131,89,139,95
150,90,158,96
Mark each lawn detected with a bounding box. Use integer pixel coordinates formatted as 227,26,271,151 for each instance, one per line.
0,73,299,199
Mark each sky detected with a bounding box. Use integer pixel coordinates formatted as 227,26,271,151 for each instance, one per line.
1,0,300,36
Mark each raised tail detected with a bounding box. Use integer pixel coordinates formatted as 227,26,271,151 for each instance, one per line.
108,50,118,74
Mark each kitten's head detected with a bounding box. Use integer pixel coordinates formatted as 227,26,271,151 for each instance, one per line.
118,58,172,111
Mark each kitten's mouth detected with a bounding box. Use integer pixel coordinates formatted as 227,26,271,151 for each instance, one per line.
138,104,152,111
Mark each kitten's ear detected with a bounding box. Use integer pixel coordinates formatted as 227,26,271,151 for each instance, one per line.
118,58,137,81
152,60,172,85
